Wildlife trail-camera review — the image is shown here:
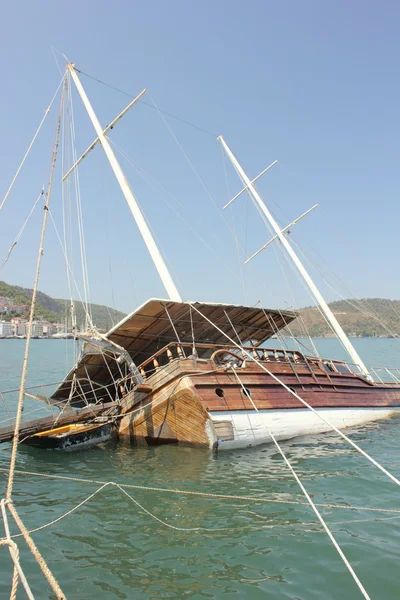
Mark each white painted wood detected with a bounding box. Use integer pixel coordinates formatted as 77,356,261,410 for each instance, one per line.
62,89,147,181
245,204,319,264
218,135,370,379
223,160,278,209
210,407,399,450
68,65,182,302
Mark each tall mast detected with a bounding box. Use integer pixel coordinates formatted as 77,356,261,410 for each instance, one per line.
67,64,182,302
218,135,370,378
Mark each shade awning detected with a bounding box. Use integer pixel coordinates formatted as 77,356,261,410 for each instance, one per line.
107,298,297,365
51,298,297,404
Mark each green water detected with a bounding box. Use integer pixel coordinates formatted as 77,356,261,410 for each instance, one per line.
1,339,400,599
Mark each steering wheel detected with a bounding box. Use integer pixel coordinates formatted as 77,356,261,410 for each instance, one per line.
211,349,245,368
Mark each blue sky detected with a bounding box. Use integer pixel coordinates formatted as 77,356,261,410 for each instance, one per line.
0,1,399,315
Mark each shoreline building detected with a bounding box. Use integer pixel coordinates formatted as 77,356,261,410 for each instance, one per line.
27,322,44,338
0,321,13,337
11,317,27,337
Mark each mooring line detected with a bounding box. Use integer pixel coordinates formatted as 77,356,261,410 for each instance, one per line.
2,479,398,546
0,467,398,515
189,303,400,487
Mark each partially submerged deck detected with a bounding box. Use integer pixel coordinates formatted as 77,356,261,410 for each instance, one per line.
0,401,119,444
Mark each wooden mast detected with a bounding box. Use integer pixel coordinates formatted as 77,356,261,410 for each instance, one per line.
218,135,370,379
67,64,182,302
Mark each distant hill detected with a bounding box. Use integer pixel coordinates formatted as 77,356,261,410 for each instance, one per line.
0,281,126,331
286,298,400,338
1,281,399,337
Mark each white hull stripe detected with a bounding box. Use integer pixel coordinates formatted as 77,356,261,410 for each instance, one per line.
210,407,399,450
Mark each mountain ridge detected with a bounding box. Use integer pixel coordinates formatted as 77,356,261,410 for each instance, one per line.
1,281,399,337
0,281,126,331
285,298,400,338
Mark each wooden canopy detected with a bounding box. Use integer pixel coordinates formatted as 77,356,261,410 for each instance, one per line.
51,298,297,404
107,298,296,365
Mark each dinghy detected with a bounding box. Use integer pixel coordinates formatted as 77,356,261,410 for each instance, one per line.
22,421,114,451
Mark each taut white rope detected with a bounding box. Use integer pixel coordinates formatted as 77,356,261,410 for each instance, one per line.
0,190,44,273
266,431,370,599
189,302,400,487
230,367,371,598
0,74,65,213
2,467,399,515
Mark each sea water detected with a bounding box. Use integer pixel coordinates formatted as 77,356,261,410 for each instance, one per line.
0,338,399,600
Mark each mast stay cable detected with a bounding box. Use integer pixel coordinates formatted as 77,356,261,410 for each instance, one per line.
189,302,400,488
0,73,65,213
0,190,44,272
109,140,242,282
231,365,371,600
2,76,67,600
290,235,400,343
74,67,217,137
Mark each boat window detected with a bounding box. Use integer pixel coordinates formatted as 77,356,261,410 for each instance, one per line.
334,363,351,374
242,387,252,398
215,388,225,398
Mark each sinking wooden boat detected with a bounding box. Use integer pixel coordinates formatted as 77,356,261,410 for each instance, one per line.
22,421,114,451
48,299,400,451
3,64,400,453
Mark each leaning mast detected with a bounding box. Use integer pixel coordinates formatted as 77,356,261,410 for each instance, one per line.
67,63,181,302
218,135,370,379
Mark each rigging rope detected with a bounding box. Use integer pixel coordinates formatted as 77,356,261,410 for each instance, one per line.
74,67,217,137
147,91,242,244
188,302,400,487
290,236,400,343
1,499,34,600
267,226,321,357
1,467,399,515
0,190,44,273
48,208,94,330
222,160,322,353
2,83,66,600
232,365,371,599
1,499,19,600
110,140,242,281
7,502,65,599
249,164,400,345
0,74,65,213
111,134,306,340
6,94,64,502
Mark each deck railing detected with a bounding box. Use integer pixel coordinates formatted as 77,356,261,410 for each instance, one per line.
138,342,308,376
137,341,367,380
370,366,400,384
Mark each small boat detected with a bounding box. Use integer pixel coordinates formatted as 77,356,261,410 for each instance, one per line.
22,421,114,451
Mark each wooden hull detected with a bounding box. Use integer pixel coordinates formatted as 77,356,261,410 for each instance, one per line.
119,386,214,448
117,356,400,450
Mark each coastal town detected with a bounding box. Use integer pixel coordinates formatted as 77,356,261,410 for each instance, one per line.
0,295,74,338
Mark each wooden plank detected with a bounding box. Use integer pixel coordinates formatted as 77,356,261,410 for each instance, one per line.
119,387,211,447
213,420,234,441
194,374,400,410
